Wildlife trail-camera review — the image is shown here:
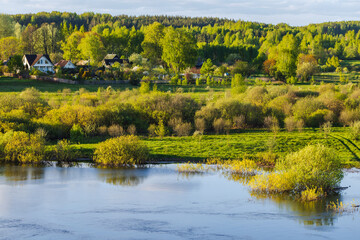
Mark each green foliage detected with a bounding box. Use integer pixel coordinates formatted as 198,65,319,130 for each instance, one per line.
350,121,360,140
70,124,85,142
94,135,149,167
52,139,78,162
278,144,343,191
200,58,214,75
3,131,45,163
231,74,246,94
161,27,197,72
139,80,151,94
250,144,343,194
155,119,168,138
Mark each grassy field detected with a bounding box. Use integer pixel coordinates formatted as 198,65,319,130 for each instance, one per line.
66,128,360,167
3,76,360,166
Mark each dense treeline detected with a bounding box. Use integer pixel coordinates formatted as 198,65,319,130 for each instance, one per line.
4,12,360,81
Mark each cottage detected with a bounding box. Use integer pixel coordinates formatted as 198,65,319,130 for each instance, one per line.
76,60,90,68
23,54,54,73
102,54,129,68
55,60,76,69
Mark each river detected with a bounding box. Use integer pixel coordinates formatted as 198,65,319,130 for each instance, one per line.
0,163,359,240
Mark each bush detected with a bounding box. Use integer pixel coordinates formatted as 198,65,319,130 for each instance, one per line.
139,81,151,94
284,116,297,132
233,115,246,129
250,144,343,194
94,135,149,167
3,131,45,163
127,124,137,135
264,116,280,133
350,121,360,140
174,122,192,136
213,118,231,134
108,124,124,137
70,124,85,142
339,108,360,126
278,144,343,191
53,139,77,162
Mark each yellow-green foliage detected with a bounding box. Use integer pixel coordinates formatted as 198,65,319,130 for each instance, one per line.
177,162,205,173
53,139,77,162
94,135,149,167
249,171,294,193
327,199,359,213
300,187,325,201
277,144,343,191
223,159,258,176
3,131,45,163
249,144,343,196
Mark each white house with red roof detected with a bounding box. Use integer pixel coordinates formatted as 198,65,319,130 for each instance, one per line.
54,60,76,69
23,54,55,73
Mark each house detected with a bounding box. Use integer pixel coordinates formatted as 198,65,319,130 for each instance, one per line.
2,57,11,66
55,60,76,69
23,54,54,73
76,60,90,68
102,54,129,68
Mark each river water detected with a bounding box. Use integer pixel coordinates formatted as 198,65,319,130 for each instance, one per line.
0,163,359,240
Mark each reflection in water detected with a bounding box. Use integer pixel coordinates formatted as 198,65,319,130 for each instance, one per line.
177,171,204,180
0,164,44,182
98,168,149,186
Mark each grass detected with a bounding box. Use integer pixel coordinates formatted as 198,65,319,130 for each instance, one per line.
62,128,360,167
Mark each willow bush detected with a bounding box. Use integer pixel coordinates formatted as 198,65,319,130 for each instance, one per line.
249,144,343,194
94,135,149,167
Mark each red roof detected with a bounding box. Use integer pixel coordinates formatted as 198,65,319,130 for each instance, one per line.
55,60,70,68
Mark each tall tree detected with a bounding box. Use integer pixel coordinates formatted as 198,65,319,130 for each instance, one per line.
161,27,197,72
0,14,15,38
272,34,299,78
0,37,22,60
33,23,59,55
141,22,165,65
21,24,37,54
78,32,105,65
61,31,84,61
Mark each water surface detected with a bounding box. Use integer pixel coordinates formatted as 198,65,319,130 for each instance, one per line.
0,164,359,240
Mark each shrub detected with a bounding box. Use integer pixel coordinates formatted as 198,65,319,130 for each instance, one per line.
249,171,294,193
53,139,77,162
264,116,280,133
350,121,360,140
108,124,124,137
284,116,297,132
301,187,325,201
4,131,45,163
148,124,157,137
127,124,137,135
195,118,206,134
233,115,246,129
339,108,360,126
139,81,151,94
213,118,231,134
278,144,343,191
249,144,343,195
174,122,192,136
94,135,149,167
70,124,85,142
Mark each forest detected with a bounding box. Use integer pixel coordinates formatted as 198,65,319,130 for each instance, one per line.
2,12,360,82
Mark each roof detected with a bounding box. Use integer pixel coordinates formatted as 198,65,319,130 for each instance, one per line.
76,60,89,66
24,54,53,66
55,60,70,68
103,58,129,67
103,54,119,60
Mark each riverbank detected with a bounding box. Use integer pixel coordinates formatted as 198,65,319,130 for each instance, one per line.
45,128,360,168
